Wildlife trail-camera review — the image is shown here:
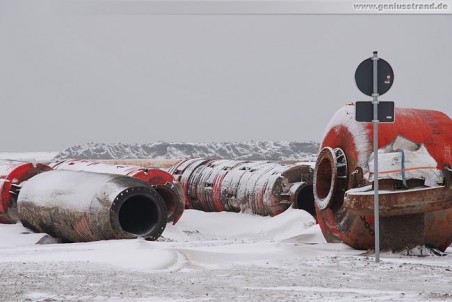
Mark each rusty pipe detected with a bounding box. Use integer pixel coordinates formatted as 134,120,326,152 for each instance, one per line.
314,104,452,251
17,170,167,242
169,159,315,217
50,160,185,224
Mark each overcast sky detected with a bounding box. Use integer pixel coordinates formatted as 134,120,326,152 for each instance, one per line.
1,1,451,151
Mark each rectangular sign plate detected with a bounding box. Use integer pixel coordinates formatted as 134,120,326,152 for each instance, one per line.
355,101,395,123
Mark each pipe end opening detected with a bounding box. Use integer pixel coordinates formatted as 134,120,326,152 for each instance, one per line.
118,195,160,236
295,184,316,218
314,147,348,210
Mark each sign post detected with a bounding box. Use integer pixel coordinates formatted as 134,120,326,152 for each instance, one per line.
372,51,380,263
354,51,394,263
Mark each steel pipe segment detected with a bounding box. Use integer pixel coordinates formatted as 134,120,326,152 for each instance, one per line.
169,159,315,216
236,162,280,215
219,161,252,212
17,170,167,242
0,160,51,223
314,104,452,251
50,160,184,224
168,158,211,208
194,160,241,212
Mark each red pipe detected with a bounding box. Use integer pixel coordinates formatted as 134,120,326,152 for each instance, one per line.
0,160,51,223
314,104,452,251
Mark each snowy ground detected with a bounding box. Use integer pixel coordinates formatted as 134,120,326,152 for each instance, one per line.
0,208,451,302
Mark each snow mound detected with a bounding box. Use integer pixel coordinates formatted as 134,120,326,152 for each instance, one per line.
54,141,319,161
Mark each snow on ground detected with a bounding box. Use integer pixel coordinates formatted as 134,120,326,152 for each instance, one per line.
0,208,451,302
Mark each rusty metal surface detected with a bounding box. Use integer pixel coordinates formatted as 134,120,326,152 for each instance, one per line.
314,104,452,252
169,159,314,216
50,159,185,224
17,170,167,242
344,176,452,217
0,160,51,224
424,208,452,251
380,214,425,252
169,158,211,209
154,182,185,224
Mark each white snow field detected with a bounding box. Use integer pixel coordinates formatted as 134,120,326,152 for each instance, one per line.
0,208,451,302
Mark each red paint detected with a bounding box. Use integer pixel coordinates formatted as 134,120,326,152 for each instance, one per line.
0,161,51,223
317,104,452,251
212,171,227,212
130,169,174,186
366,108,452,170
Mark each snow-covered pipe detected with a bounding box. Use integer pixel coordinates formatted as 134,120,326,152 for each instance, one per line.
0,160,51,223
50,160,185,224
17,170,167,242
314,104,452,251
169,159,315,217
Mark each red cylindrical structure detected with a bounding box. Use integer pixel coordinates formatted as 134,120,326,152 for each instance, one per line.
314,104,452,251
50,160,185,224
169,159,316,217
0,160,51,223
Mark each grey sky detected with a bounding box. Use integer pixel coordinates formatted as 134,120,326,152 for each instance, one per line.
1,1,451,151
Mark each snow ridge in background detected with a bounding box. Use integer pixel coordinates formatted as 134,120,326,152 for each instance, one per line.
54,141,319,161
0,152,58,162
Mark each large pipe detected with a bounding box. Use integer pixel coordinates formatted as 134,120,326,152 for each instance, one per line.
50,160,185,224
17,170,167,242
169,159,315,217
314,104,452,251
0,160,51,223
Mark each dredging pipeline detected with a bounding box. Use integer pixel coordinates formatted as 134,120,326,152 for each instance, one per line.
314,104,452,251
50,160,185,224
17,170,167,242
169,159,315,217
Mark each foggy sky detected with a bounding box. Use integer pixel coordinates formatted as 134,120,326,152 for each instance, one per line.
1,1,451,151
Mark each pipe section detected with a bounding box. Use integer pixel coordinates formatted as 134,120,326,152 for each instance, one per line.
0,160,51,223
18,170,167,242
50,160,185,224
314,104,452,251
169,159,315,217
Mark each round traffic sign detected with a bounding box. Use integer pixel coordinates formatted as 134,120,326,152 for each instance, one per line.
355,57,394,96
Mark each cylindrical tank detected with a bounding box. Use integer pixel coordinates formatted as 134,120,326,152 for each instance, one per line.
0,160,51,223
314,104,452,251
169,159,315,217
18,170,167,242
50,160,185,224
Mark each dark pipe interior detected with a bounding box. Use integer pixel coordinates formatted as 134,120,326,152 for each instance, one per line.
118,195,159,236
316,157,333,200
296,184,316,218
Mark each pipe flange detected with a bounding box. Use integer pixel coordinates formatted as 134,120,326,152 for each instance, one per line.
314,147,347,210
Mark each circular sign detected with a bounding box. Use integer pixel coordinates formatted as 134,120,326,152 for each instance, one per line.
355,57,394,96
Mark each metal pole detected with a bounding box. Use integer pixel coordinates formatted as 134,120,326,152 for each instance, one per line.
372,51,380,263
